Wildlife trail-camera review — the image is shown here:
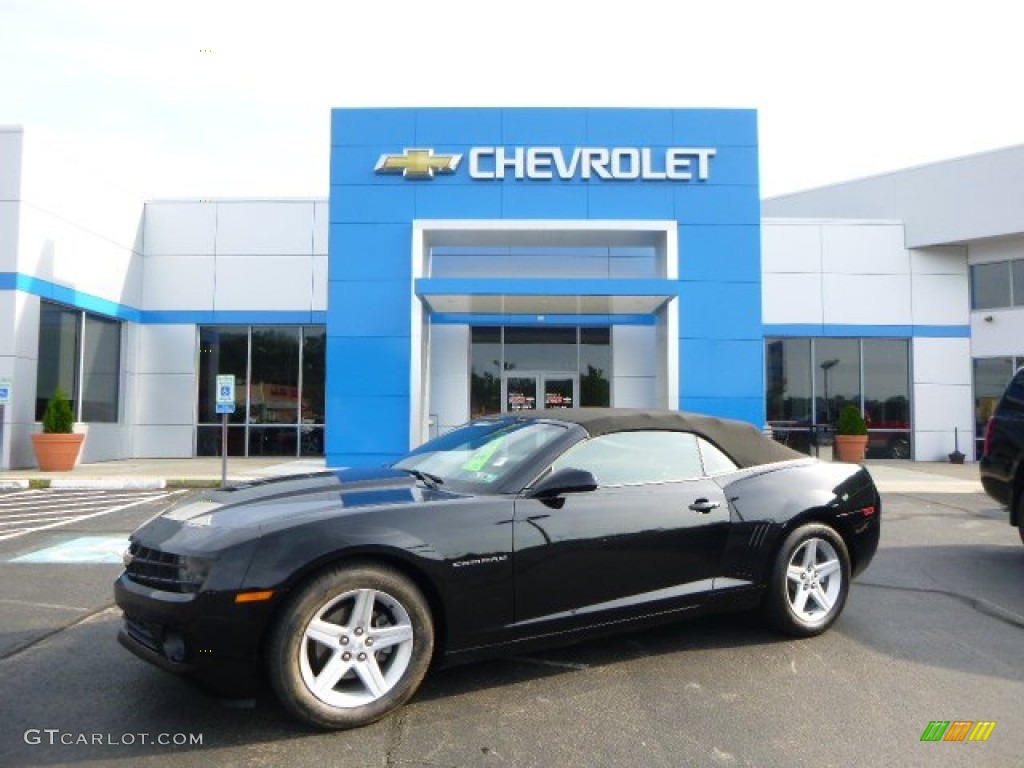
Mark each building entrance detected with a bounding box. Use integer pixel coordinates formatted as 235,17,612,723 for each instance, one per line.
502,372,578,412
470,326,610,417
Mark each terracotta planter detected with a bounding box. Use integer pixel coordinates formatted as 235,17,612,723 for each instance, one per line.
833,434,868,463
31,433,85,471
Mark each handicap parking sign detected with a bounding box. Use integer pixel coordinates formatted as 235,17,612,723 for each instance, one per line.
0,378,11,405
215,374,235,414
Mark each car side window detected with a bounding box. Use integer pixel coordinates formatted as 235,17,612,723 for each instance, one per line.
698,437,739,475
548,431,704,486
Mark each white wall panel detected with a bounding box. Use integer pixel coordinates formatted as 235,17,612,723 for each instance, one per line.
214,255,314,311
822,274,912,325
968,236,1024,265
760,222,821,273
18,206,138,305
761,273,823,325
970,308,1024,357
913,383,973,432
429,325,469,375
135,373,196,425
0,128,23,201
13,291,39,369
142,255,215,310
910,246,967,275
0,291,16,357
430,374,470,431
910,273,969,326
143,202,216,256
821,224,908,274
215,202,315,256
313,202,329,255
137,325,196,375
912,338,972,386
0,201,19,270
612,376,655,408
913,429,970,462
428,325,470,431
312,255,328,311
612,325,656,378
133,425,194,458
80,423,130,463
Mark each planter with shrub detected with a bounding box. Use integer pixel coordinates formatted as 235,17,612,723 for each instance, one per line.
833,405,869,463
30,389,85,471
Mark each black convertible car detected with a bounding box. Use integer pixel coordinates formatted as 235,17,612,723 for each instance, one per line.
114,409,880,729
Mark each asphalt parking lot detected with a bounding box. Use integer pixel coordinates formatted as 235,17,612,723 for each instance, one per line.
0,482,1021,768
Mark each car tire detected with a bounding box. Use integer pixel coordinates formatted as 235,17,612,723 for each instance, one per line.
266,563,434,729
1016,494,1024,547
765,523,851,638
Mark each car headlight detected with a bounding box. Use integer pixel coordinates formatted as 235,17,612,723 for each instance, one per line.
176,556,214,592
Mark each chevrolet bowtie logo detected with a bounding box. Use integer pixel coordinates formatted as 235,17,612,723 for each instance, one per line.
375,148,462,179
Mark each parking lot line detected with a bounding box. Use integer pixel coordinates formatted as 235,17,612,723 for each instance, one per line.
0,490,183,542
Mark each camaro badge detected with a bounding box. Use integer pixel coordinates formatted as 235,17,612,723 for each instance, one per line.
375,148,462,179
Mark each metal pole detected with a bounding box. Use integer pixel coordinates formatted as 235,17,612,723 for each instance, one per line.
221,412,228,487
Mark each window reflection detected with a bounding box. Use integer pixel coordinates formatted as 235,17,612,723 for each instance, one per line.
766,337,912,459
197,325,325,457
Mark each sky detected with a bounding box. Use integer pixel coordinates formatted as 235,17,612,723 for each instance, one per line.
1,0,1022,201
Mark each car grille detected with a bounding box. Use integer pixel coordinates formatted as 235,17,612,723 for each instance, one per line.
124,543,200,593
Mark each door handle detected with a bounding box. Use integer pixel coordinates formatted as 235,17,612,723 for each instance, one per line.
688,498,720,513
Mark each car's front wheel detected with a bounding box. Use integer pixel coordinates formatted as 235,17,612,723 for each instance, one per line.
266,564,434,729
765,523,851,637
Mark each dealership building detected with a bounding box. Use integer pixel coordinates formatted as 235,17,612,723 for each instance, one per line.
1,108,1023,470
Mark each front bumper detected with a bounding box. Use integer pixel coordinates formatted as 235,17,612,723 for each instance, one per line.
114,573,278,692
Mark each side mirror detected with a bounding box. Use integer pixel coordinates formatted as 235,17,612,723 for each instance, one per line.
528,467,598,499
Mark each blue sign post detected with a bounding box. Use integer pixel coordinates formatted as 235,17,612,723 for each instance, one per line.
0,378,10,469
215,375,236,486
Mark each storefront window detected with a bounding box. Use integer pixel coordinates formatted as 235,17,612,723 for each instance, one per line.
430,245,658,279
470,328,501,417
766,337,912,459
579,328,611,407
863,339,910,459
970,262,1012,310
36,302,80,420
197,325,325,457
766,338,812,424
814,339,860,426
974,357,1017,459
81,315,121,422
470,326,612,416
35,300,121,423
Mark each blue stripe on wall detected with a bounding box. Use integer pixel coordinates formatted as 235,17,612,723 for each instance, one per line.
1,274,326,325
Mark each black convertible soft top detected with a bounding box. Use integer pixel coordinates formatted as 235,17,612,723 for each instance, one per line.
513,408,806,469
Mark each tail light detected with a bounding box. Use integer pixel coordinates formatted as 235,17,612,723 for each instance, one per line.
983,416,995,457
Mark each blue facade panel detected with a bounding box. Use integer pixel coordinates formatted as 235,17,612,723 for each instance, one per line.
329,107,764,468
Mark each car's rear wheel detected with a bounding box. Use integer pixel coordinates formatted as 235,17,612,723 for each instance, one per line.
766,523,851,637
266,564,433,729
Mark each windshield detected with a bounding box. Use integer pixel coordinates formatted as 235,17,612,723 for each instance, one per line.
393,419,568,491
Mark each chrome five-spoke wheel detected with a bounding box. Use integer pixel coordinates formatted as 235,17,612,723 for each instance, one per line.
785,537,843,623
767,523,851,637
267,565,433,729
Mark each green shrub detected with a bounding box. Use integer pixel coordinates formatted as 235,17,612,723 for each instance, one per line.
42,388,75,433
836,405,868,436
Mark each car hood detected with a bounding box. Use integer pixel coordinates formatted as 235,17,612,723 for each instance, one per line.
159,466,462,530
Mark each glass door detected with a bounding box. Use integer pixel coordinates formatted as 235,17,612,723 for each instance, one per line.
502,373,577,412
504,376,538,411
541,374,576,409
